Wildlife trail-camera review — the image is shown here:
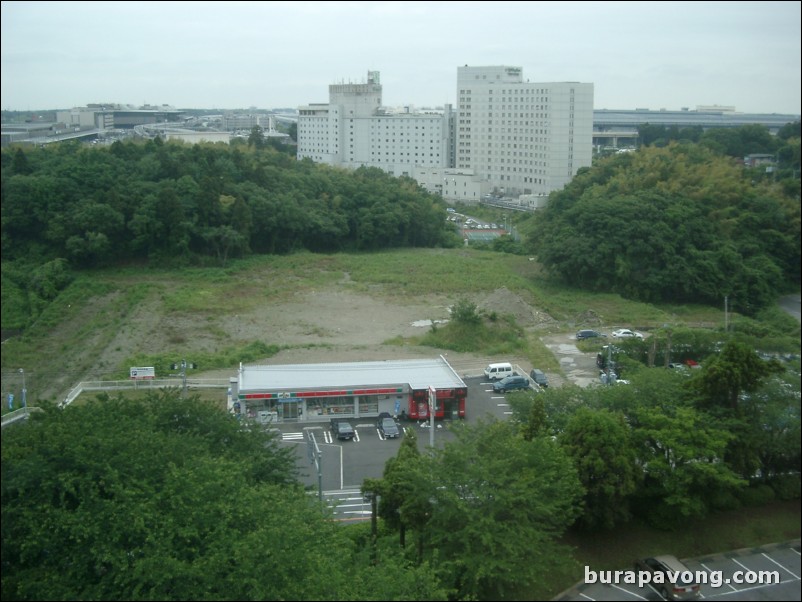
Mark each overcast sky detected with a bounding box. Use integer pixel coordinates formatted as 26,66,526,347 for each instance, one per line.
2,1,800,115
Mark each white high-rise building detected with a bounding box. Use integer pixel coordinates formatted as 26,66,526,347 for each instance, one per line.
297,71,458,196
298,67,593,202
456,66,594,197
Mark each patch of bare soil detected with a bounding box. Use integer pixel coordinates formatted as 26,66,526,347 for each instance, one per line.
193,288,537,379
474,286,558,329
42,286,561,400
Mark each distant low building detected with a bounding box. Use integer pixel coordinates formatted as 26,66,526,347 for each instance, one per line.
743,153,776,168
164,131,231,144
592,107,799,149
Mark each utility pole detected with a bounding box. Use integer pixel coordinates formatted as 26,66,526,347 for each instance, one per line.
171,359,196,397
724,296,728,332
605,344,613,385
19,368,27,408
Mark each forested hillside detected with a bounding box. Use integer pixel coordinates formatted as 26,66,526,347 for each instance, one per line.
528,136,801,315
1,139,456,267
1,139,459,330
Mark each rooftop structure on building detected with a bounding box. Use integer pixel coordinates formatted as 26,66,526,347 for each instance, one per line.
297,70,456,197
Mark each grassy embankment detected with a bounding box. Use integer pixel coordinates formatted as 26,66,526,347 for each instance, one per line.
2,248,746,407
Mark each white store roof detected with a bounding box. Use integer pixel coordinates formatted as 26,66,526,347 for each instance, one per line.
239,357,465,392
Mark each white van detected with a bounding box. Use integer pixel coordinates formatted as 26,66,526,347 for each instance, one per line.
484,362,513,380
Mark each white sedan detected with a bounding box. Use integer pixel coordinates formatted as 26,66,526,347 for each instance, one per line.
611,328,644,340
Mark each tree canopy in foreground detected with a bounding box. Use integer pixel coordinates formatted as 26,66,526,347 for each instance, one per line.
1,391,445,601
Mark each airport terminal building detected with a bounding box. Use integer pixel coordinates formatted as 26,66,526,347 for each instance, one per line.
235,357,467,424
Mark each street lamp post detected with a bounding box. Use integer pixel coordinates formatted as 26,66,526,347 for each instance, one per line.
428,386,436,447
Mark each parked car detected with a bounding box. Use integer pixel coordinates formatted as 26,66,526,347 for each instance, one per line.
633,555,701,600
484,362,514,380
529,368,549,388
611,328,644,340
492,375,530,393
330,419,355,441
376,412,400,438
576,329,606,340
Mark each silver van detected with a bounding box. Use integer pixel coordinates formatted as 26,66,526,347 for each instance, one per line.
484,362,513,380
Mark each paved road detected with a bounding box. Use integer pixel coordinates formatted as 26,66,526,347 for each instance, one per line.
779,293,801,323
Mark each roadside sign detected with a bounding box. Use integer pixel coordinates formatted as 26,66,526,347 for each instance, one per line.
130,366,155,380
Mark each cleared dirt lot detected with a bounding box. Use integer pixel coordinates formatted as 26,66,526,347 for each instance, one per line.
23,283,597,402
190,287,597,387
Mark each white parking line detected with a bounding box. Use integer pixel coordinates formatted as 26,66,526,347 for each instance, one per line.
282,432,304,441
353,429,360,442
763,552,800,579
732,557,753,576
702,563,737,592
610,582,648,600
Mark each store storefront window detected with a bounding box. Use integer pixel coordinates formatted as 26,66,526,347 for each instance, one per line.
311,396,356,416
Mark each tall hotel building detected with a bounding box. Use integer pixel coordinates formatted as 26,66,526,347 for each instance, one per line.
456,65,593,197
297,71,456,196
298,67,593,201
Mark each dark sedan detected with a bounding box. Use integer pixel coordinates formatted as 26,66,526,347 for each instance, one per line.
576,329,606,340
376,413,400,438
492,375,530,393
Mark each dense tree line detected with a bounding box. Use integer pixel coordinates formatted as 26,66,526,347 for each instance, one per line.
528,139,801,315
508,341,800,531
638,120,801,167
1,139,457,270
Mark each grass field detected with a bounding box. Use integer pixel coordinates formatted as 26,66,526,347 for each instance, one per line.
1,248,799,410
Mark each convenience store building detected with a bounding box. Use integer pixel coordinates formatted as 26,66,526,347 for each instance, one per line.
235,357,467,423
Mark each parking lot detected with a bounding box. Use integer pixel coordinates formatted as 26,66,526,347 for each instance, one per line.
273,375,517,502
267,353,800,601
556,540,801,601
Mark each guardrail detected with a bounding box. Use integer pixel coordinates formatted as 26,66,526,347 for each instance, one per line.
1,407,43,427
61,378,230,407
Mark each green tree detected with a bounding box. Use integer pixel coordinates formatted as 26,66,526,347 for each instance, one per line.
690,341,785,412
373,430,434,551
2,391,445,601
560,408,641,529
630,404,746,528
426,420,582,600
530,144,800,313
450,298,481,325
11,148,32,175
248,125,265,149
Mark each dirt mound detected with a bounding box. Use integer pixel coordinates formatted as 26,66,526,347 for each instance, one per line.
475,287,556,328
